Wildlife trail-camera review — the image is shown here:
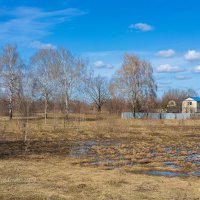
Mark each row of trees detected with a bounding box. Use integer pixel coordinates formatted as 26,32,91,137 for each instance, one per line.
2,44,194,121
0,45,88,121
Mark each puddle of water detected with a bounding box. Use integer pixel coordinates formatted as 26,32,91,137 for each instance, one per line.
186,154,200,161
69,140,121,158
193,171,200,176
163,161,182,169
1,140,200,177
70,146,91,157
194,161,200,166
84,141,97,146
148,171,189,177
69,142,200,177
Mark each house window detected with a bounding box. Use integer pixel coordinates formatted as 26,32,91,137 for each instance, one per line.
188,102,192,106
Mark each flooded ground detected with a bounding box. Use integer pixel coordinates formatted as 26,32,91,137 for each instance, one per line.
0,139,200,177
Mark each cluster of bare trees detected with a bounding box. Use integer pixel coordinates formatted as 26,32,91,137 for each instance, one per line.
111,54,157,114
0,44,159,121
30,48,86,123
0,45,87,121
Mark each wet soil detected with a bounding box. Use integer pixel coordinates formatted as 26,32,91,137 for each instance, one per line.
1,139,200,177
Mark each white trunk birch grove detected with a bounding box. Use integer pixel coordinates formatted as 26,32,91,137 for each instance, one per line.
31,48,55,124
53,47,86,122
0,44,23,119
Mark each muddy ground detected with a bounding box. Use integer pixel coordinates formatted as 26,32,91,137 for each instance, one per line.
1,138,200,177
1,117,200,199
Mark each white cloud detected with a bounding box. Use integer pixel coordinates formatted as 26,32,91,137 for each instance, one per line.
93,61,113,69
30,40,56,49
129,23,153,32
0,6,87,43
185,50,200,61
156,64,185,73
175,75,191,80
192,65,200,73
156,49,175,58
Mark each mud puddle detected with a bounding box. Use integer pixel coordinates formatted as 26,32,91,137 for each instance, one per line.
0,139,200,177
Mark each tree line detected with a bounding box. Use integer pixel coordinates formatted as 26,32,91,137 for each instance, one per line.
0,44,196,121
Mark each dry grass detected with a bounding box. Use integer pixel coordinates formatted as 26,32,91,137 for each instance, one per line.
1,114,200,199
0,155,200,200
1,113,200,142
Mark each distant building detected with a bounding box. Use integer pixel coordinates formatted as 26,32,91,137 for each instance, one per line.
182,97,200,113
166,100,177,113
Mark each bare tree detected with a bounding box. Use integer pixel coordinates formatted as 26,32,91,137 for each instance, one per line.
22,68,36,118
112,54,157,114
0,44,24,119
53,47,86,122
84,74,110,112
31,48,55,124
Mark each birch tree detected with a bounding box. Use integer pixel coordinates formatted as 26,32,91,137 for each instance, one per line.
54,47,86,122
22,68,36,118
0,44,24,119
31,48,55,124
112,54,157,113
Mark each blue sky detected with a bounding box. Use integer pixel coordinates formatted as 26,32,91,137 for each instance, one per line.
1,0,200,96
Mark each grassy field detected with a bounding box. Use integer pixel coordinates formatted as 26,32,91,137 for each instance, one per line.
0,114,200,199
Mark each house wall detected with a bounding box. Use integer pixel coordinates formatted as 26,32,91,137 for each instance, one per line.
182,98,198,113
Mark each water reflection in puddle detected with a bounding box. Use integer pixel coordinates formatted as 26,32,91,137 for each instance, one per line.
194,161,200,166
68,140,200,177
163,161,182,169
148,171,189,177
148,170,200,177
2,139,198,177
193,171,200,176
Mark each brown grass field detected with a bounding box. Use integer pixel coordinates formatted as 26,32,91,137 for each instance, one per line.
0,113,200,199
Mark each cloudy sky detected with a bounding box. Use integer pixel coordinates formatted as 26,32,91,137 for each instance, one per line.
1,0,200,96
